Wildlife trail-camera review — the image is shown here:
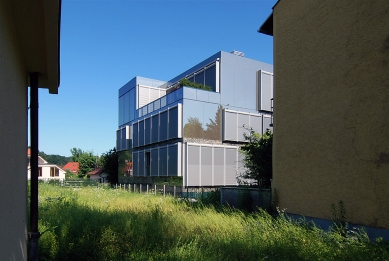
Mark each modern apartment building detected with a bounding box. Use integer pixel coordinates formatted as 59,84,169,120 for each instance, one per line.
117,51,273,187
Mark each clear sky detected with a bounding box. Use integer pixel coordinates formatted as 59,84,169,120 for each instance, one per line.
32,0,276,157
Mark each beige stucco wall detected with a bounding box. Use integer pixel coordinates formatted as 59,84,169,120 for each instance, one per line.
0,1,28,260
272,0,389,229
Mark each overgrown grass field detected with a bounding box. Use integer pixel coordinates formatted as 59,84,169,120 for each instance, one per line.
35,183,389,260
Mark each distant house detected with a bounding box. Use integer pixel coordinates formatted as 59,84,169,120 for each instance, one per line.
27,149,65,180
62,162,80,174
88,168,104,181
123,162,133,176
259,0,389,236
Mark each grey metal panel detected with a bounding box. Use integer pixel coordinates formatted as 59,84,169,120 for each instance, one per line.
261,72,272,111
138,150,145,177
145,118,151,145
133,151,138,176
151,149,159,176
238,113,250,142
208,91,221,104
139,120,144,147
196,89,208,102
223,111,237,141
151,114,159,143
220,63,235,107
168,145,178,176
169,107,178,139
133,122,139,148
160,111,168,141
183,87,196,100
213,147,224,186
153,99,160,111
159,147,168,176
225,148,238,185
263,116,273,133
201,146,213,186
187,145,200,186
250,114,262,135
234,66,248,109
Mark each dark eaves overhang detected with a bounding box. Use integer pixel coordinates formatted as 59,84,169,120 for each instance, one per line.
10,0,61,94
258,13,273,36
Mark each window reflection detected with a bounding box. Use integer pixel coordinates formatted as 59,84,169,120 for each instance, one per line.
183,100,222,141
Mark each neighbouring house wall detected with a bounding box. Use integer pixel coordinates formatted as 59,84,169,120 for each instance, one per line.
272,0,389,228
0,1,28,259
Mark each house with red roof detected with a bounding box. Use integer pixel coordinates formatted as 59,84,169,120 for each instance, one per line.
27,149,65,180
62,162,80,174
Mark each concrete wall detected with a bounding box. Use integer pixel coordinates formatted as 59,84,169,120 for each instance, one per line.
272,0,389,229
0,0,28,259
220,187,271,212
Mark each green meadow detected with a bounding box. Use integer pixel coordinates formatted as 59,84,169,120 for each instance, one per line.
34,183,389,260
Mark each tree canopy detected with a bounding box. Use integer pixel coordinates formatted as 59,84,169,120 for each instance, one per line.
238,129,273,188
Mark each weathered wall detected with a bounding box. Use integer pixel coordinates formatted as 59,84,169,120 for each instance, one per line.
272,0,389,229
220,187,271,212
0,1,28,260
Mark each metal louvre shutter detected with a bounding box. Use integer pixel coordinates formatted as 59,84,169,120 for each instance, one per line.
263,116,273,133
168,145,178,176
151,149,159,176
238,113,249,142
223,111,237,141
168,106,178,139
145,118,151,145
133,122,139,148
138,86,149,108
225,148,238,185
187,145,200,186
133,152,139,176
250,114,262,135
151,114,159,143
201,146,212,186
160,111,168,141
159,147,168,176
213,147,224,185
259,71,273,112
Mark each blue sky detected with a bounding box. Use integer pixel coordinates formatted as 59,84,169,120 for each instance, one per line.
33,0,276,157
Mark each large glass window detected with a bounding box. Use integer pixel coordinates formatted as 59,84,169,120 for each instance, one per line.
204,65,217,92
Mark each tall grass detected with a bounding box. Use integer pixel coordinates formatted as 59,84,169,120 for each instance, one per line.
35,183,389,260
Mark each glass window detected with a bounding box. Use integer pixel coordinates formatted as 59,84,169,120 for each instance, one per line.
205,65,217,92
194,71,204,86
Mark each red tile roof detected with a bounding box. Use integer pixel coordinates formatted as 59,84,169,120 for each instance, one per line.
62,162,79,173
88,168,103,175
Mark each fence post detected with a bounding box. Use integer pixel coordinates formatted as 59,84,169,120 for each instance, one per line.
134,184,136,193
124,184,126,191
163,185,166,197
155,185,157,195
116,184,117,189
174,186,176,197
140,184,142,193
147,184,149,193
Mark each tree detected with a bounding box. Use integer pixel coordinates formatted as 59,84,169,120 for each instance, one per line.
184,117,204,139
77,151,97,178
205,105,223,140
100,148,119,184
238,128,273,188
70,148,83,162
